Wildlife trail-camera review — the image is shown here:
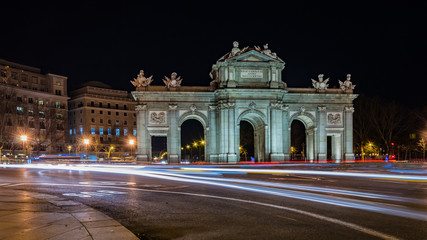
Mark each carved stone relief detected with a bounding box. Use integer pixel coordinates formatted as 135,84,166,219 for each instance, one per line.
327,112,342,125
149,111,167,125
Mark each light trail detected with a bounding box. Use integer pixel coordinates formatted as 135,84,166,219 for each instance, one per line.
181,167,427,181
4,164,427,222
2,181,401,240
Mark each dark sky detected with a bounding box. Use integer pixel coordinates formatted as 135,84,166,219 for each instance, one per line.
2,1,426,108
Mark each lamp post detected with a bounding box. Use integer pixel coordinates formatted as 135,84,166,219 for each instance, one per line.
20,135,27,160
200,140,205,160
83,139,89,160
186,145,190,160
129,139,135,159
193,142,198,160
67,145,72,155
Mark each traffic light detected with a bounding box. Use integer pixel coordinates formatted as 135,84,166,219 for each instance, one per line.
391,142,394,146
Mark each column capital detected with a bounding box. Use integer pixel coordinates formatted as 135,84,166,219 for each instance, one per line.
317,106,327,112
208,105,217,111
281,104,289,112
344,106,355,113
270,100,282,110
169,104,178,111
135,104,147,111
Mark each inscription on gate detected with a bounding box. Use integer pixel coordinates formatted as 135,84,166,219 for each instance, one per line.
241,69,263,78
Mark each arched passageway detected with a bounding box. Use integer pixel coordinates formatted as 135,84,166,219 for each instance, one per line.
238,111,266,162
290,120,306,160
239,120,254,161
180,119,205,161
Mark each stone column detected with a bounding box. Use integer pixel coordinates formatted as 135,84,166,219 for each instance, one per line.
270,101,284,161
344,106,355,161
317,106,327,161
207,105,218,163
333,133,343,163
306,128,315,162
227,102,238,163
282,105,291,160
136,104,150,162
167,104,179,163
218,101,228,163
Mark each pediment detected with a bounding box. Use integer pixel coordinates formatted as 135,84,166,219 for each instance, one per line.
231,50,283,63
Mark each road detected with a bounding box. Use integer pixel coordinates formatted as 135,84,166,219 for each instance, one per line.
1,163,426,240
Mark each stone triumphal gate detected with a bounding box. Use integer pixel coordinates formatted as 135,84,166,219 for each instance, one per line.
132,42,357,163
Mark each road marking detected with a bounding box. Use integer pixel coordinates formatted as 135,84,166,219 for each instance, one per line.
78,181,136,186
3,181,401,240
63,189,128,198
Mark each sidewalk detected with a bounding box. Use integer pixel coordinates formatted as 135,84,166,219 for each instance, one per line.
0,188,139,240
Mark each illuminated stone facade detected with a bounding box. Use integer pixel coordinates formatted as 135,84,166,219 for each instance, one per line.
132,43,357,163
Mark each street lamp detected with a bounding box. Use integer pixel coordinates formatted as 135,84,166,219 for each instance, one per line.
67,145,72,155
186,145,190,160
83,139,89,160
129,139,135,159
20,135,27,159
193,142,198,160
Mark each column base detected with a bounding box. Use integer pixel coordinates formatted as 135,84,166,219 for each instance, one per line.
283,153,291,161
227,153,238,163
208,154,218,163
344,153,355,162
137,154,150,163
218,153,228,163
317,153,327,161
168,154,179,164
270,153,285,161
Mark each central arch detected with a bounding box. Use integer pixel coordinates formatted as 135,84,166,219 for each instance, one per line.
237,109,267,162
178,111,208,162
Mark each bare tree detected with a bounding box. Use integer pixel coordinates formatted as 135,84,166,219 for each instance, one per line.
353,95,375,160
0,85,18,158
369,97,410,154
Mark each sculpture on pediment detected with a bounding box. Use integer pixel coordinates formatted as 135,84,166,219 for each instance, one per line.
163,72,182,89
227,41,248,59
312,74,329,92
255,43,278,59
131,70,153,88
339,74,356,93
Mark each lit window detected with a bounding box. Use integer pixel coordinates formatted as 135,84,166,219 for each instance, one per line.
69,129,72,135
56,81,61,86
108,128,111,135
116,120,119,125
91,127,95,134
80,127,83,134
73,129,76,134
116,129,120,136
56,102,61,108
99,128,103,135
38,100,44,105
133,129,137,136
124,129,127,136
39,111,45,118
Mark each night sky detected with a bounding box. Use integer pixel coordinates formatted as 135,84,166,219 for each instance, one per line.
2,2,426,108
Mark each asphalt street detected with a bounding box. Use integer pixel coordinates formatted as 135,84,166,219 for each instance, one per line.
1,163,426,240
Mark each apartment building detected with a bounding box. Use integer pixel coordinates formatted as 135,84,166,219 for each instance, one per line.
68,81,136,155
0,59,68,157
